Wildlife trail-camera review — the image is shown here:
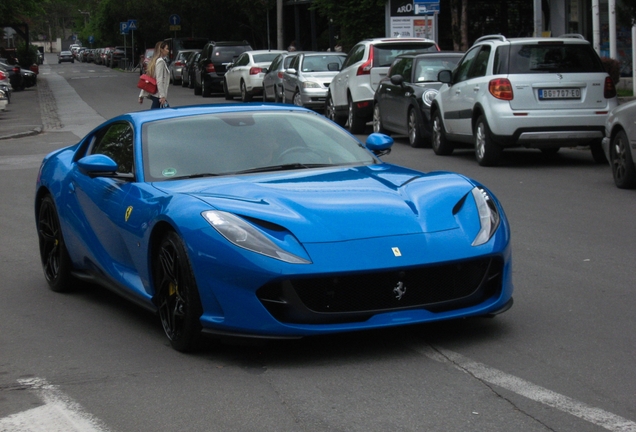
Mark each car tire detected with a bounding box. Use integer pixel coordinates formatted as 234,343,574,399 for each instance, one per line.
181,76,188,87
241,81,253,102
347,95,366,134
154,231,203,353
194,74,202,96
590,142,608,164
372,103,388,134
37,195,75,293
223,79,233,100
292,90,303,107
408,107,425,148
274,86,281,103
474,115,502,167
202,77,211,97
431,110,454,156
325,91,346,126
610,130,636,189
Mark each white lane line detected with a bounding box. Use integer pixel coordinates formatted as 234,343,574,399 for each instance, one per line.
414,345,636,432
0,378,110,432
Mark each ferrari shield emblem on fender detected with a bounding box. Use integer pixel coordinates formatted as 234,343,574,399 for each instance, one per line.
125,206,133,222
392,247,402,257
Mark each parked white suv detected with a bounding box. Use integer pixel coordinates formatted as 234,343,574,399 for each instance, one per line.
431,34,617,166
326,37,439,134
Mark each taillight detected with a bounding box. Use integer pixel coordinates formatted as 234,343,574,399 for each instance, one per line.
489,78,513,100
175,61,184,67
12,67,20,74
0,71,5,80
206,63,216,73
277,72,284,79
356,47,374,76
604,76,617,99
249,67,263,75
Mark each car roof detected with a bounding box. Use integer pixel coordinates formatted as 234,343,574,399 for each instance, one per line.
361,37,437,44
473,34,591,46
396,51,463,59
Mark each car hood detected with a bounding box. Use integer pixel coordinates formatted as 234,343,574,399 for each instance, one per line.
152,165,474,243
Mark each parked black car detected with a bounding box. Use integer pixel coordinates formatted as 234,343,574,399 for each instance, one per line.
373,52,463,147
193,40,252,97
181,51,200,89
0,60,25,91
107,46,133,68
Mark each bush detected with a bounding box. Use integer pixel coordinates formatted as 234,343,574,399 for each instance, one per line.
601,57,621,85
16,44,38,68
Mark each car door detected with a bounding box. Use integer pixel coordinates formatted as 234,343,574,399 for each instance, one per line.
330,44,365,108
384,58,413,133
225,53,249,94
69,122,139,273
438,45,483,138
263,54,282,99
283,54,301,102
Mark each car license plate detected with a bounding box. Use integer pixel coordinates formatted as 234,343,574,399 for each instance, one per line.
538,88,581,100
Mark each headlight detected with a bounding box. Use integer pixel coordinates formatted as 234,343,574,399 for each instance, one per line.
471,187,500,246
202,211,311,264
301,81,321,89
422,89,438,106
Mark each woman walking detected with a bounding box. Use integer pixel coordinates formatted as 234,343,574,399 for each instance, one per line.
138,41,170,109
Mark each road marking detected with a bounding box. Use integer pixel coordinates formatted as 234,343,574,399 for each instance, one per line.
415,345,636,432
0,378,110,432
0,154,48,170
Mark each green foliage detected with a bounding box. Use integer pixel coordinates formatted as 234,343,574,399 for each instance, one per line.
16,44,39,67
0,0,46,23
601,57,621,85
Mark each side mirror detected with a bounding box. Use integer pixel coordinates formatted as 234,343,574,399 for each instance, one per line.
77,154,118,176
327,62,340,71
365,133,393,156
286,68,297,75
437,69,452,84
389,74,404,86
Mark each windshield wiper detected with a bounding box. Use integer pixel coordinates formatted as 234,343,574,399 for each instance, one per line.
233,163,334,174
166,172,221,180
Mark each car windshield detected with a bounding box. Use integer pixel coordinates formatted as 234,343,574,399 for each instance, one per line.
142,111,377,181
508,43,604,74
301,55,345,72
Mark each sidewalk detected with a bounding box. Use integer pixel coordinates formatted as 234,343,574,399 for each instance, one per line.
0,83,43,140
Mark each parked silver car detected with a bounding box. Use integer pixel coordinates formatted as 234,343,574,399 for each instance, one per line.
282,52,346,109
602,99,636,189
169,49,200,86
263,52,295,102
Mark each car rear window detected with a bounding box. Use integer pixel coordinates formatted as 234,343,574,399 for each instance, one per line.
373,43,438,67
212,46,251,63
253,53,280,63
505,43,604,74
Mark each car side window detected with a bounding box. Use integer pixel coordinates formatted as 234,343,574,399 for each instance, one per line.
453,46,481,83
290,55,300,70
342,44,365,69
467,45,491,79
269,55,282,71
90,123,134,174
389,58,407,78
235,54,249,66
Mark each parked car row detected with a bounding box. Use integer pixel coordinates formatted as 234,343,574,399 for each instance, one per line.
0,59,37,92
73,46,133,68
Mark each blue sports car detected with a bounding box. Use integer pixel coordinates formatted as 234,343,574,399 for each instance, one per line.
35,104,513,352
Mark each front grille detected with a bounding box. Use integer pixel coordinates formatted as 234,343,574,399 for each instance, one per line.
257,257,503,324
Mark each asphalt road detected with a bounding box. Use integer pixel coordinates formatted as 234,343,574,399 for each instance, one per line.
0,54,634,432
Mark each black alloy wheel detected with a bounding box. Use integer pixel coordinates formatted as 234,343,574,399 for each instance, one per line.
37,195,74,292
431,110,454,156
408,107,425,148
154,231,203,352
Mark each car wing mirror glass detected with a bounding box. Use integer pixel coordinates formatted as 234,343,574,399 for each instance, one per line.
327,62,340,71
437,69,452,84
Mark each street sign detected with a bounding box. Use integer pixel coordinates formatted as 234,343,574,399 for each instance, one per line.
169,14,181,26
88,36,94,44
170,25,181,31
127,19,138,31
414,0,440,14
120,22,129,34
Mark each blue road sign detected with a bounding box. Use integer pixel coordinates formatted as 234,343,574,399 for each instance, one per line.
127,19,138,31
120,22,129,34
88,36,94,44
414,0,440,14
169,14,181,25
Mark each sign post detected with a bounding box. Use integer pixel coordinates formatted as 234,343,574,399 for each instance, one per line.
169,14,181,39
120,22,129,68
127,20,138,69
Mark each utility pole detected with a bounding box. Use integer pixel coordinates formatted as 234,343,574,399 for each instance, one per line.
277,0,284,50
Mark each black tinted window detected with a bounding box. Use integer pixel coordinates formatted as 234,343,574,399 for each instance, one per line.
509,43,604,74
